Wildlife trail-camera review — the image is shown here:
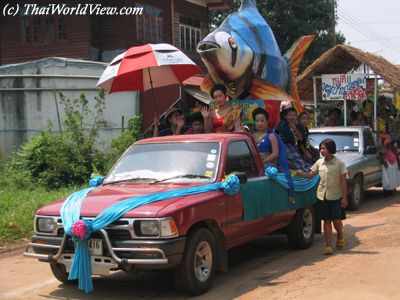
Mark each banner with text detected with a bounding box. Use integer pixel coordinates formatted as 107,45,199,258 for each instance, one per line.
321,73,367,101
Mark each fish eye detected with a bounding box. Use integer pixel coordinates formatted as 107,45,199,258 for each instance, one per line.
228,37,237,49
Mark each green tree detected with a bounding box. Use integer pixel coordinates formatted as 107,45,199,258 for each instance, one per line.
209,0,345,71
107,115,143,169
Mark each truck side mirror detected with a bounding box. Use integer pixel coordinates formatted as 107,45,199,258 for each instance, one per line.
235,172,248,184
365,146,377,155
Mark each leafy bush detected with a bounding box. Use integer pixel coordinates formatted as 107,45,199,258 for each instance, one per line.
0,91,108,189
107,115,143,169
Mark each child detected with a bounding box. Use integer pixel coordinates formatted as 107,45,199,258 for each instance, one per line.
297,139,348,255
185,112,205,134
153,107,190,137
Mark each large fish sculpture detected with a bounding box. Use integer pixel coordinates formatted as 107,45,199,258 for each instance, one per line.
197,0,314,111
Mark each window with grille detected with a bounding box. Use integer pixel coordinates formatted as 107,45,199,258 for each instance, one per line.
21,14,68,44
136,5,163,43
179,16,201,53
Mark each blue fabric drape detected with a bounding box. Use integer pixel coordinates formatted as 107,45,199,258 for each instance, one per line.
60,172,316,293
261,131,295,197
60,176,240,293
273,173,320,191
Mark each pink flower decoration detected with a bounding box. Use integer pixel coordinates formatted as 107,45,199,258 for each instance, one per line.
71,220,87,240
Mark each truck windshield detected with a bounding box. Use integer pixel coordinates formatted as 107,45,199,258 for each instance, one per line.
308,132,360,152
104,142,221,184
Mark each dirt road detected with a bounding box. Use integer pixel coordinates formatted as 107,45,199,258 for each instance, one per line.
1,188,399,299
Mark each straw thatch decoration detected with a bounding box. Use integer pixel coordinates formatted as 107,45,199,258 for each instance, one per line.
297,44,400,101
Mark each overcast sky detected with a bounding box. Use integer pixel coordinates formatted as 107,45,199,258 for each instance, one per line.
336,0,400,65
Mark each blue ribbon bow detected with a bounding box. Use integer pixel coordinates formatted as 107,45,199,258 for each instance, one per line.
60,175,240,293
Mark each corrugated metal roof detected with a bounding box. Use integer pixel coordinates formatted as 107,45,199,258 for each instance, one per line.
0,57,107,74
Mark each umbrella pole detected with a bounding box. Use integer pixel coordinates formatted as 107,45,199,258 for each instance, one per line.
147,68,158,116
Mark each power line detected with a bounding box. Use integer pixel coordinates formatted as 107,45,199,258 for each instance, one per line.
351,36,400,44
337,10,400,53
338,8,400,48
341,21,400,25
338,13,400,50
338,6,400,49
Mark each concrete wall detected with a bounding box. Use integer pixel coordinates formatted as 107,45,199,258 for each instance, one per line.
0,58,139,156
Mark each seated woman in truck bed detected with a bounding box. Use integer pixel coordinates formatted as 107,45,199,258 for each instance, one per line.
275,107,312,172
252,107,294,195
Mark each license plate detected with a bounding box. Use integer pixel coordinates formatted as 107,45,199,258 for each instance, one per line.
88,239,103,256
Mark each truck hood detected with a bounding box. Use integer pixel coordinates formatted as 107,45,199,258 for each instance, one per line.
37,183,206,218
335,153,362,166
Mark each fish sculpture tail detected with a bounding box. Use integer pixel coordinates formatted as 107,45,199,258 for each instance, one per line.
284,35,315,112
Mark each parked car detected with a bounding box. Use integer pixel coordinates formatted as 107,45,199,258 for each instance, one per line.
24,133,316,295
309,126,382,210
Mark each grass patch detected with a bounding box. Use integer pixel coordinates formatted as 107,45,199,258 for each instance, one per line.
0,186,82,246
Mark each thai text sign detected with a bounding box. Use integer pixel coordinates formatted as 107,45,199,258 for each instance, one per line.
321,73,366,101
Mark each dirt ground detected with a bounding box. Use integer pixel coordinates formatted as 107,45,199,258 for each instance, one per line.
1,188,399,300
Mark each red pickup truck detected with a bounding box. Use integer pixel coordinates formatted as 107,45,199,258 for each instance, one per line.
24,133,316,295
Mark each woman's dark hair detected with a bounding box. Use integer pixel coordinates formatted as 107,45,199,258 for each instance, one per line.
210,84,227,98
319,138,336,154
252,107,269,121
282,107,297,118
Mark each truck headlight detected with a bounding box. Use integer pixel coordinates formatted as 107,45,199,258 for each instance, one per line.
160,218,178,237
37,217,56,233
138,220,159,236
135,218,178,238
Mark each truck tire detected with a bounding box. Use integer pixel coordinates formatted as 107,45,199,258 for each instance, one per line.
50,262,74,284
348,175,364,210
172,228,217,295
287,206,315,249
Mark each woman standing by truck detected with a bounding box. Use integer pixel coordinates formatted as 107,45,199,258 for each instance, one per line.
297,139,348,255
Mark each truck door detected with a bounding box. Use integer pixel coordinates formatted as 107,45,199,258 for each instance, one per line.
223,140,271,247
362,130,381,185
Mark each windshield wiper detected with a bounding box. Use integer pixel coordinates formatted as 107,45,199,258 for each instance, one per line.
151,174,212,184
103,177,157,185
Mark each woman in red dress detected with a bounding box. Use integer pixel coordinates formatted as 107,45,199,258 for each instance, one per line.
201,84,243,133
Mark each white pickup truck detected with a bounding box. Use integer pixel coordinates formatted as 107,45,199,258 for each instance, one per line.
309,126,382,210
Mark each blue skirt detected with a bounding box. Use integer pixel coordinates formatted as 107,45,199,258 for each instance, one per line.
286,144,311,172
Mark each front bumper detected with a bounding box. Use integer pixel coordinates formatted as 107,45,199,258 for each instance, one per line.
24,229,186,271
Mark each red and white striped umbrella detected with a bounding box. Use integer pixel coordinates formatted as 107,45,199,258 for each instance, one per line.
97,43,200,93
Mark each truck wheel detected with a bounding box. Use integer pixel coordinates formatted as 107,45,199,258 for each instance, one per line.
348,176,364,210
172,228,217,295
287,207,315,249
50,262,74,284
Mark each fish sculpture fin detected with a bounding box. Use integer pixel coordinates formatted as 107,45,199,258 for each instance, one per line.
249,77,295,102
200,74,215,95
202,74,296,103
284,35,315,112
